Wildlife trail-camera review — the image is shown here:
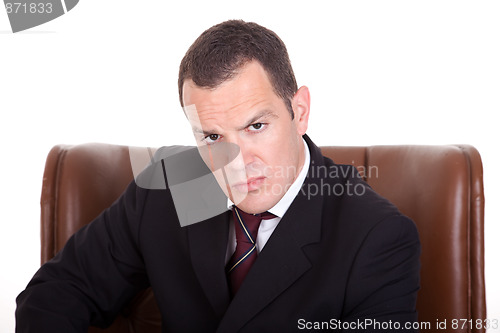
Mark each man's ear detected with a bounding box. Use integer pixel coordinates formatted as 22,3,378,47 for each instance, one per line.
292,86,311,135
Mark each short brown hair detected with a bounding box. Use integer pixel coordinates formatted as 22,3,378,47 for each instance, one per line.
178,20,298,118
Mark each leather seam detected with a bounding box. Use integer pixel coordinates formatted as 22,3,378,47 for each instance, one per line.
53,148,68,260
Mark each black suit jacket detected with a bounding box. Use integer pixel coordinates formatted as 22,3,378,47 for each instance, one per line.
16,135,421,332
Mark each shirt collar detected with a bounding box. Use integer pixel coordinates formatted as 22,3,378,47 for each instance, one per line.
227,138,310,218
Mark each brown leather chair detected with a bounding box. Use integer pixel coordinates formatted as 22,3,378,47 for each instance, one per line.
40,143,486,333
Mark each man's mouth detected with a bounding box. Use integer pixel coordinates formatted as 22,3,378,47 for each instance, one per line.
232,176,266,192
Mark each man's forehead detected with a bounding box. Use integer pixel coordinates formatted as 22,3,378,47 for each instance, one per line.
181,61,274,102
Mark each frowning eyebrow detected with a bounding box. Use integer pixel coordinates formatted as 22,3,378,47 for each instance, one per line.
237,109,278,131
192,126,208,135
192,109,278,135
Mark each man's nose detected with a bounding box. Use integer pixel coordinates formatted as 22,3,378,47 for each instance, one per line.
225,137,255,172
198,142,240,172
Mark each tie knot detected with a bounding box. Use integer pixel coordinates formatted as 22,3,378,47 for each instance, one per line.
232,206,275,243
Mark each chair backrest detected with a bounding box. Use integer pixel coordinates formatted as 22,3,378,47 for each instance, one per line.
41,143,486,333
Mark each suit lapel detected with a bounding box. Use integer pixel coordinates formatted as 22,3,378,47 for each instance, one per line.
217,135,326,332
187,211,231,320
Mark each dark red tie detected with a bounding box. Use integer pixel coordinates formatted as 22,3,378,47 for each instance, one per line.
226,206,275,297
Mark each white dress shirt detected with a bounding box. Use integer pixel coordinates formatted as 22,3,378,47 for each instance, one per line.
225,139,311,264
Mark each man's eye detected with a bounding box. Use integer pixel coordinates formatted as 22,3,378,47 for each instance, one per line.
249,123,265,131
204,134,221,143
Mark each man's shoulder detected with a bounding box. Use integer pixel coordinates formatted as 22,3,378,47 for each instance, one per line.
318,156,412,234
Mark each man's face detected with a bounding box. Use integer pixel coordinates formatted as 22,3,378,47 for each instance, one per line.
182,61,309,214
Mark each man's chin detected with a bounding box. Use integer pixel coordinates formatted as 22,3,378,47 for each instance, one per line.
231,194,277,214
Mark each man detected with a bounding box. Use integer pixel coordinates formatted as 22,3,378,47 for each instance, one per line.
16,20,420,332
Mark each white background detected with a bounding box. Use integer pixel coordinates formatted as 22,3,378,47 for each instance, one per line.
1,1,499,332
